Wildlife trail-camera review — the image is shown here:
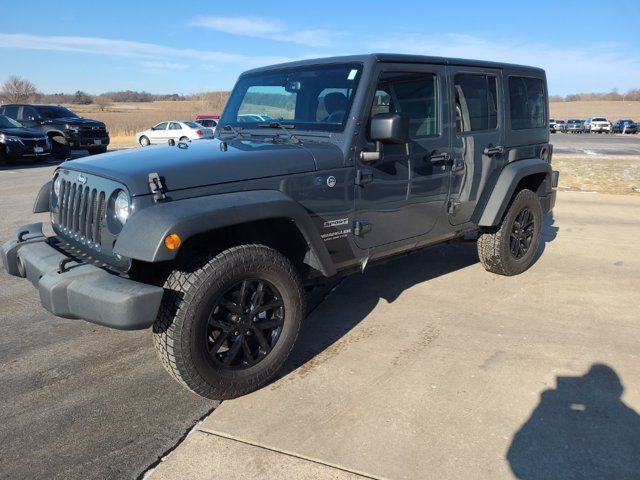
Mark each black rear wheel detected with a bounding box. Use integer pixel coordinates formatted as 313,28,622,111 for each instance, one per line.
477,189,543,276
153,244,305,399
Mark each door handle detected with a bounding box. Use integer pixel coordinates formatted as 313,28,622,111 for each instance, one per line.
483,145,504,156
428,151,450,163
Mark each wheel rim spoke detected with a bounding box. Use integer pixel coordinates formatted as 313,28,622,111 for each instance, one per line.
241,338,256,366
251,326,272,354
252,299,284,315
209,332,229,354
253,318,283,330
224,336,243,365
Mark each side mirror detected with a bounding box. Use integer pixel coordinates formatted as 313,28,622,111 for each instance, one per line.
370,112,410,144
361,113,409,164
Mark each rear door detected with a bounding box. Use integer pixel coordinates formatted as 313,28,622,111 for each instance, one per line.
447,67,504,225
168,122,184,140
354,63,451,249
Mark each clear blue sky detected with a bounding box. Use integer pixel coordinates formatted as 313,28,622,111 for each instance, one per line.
1,0,638,96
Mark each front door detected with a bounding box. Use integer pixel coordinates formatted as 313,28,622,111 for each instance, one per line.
447,67,504,225
354,64,451,249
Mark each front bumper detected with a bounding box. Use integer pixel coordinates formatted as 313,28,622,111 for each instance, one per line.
1,223,164,330
3,141,52,158
67,133,110,149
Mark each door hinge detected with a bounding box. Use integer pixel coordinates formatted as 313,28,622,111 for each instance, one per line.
448,200,461,214
355,169,373,186
354,221,372,237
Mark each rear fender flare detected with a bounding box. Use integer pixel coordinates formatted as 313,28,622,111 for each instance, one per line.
475,158,552,227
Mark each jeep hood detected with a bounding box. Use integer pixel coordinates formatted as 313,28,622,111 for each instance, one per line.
63,139,341,195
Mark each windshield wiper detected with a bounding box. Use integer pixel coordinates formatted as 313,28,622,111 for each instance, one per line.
258,122,299,143
221,124,245,139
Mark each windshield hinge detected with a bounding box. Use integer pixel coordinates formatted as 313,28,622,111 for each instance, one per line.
354,169,373,186
148,172,166,202
354,221,371,237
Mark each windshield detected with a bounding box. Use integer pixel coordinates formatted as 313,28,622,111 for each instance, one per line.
37,105,79,119
568,120,581,124
183,121,201,128
0,115,23,129
593,117,607,122
220,63,363,132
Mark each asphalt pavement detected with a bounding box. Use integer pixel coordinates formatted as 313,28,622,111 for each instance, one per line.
0,161,216,480
552,132,640,155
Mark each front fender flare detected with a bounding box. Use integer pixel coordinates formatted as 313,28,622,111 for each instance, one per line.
113,190,336,277
475,158,552,227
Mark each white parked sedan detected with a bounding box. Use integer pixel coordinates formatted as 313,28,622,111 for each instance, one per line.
136,121,215,146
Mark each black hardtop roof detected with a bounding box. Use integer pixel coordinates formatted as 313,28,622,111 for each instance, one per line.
242,53,545,76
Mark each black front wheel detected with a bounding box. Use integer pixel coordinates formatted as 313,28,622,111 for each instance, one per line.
50,135,71,160
153,244,305,399
477,189,543,276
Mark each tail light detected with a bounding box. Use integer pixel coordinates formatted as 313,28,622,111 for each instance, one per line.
196,130,203,136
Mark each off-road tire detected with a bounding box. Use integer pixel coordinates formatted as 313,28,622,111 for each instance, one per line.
51,135,71,160
153,244,305,400
477,188,543,276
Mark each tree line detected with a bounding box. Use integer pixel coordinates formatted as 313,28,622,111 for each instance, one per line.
2,75,638,108
550,89,640,102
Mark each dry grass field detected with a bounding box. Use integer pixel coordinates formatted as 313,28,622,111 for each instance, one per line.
554,154,640,195
62,99,640,147
549,100,640,121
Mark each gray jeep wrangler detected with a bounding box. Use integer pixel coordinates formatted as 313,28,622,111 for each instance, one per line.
1,54,558,400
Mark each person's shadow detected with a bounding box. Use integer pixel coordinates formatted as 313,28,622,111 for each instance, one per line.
507,364,640,479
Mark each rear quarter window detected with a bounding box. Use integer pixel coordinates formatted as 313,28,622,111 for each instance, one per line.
509,76,546,130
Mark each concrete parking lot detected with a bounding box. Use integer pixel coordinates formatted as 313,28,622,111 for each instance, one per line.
150,190,640,479
1,151,639,479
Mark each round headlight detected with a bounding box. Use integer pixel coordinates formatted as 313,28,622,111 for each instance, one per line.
114,190,130,224
53,175,62,198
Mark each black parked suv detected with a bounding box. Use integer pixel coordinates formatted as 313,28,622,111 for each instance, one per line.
0,114,51,164
0,104,109,159
2,54,558,400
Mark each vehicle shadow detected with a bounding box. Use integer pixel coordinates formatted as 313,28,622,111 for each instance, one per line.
281,239,480,378
533,211,559,262
281,212,559,381
506,364,640,479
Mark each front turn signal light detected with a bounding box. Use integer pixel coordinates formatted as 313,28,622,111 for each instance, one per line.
164,233,181,250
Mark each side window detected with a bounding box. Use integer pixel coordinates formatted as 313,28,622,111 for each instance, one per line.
3,105,19,119
169,122,182,130
509,76,545,130
154,122,168,130
371,72,439,138
22,106,39,121
454,74,498,133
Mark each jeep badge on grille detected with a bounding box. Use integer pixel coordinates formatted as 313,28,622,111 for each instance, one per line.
77,174,87,185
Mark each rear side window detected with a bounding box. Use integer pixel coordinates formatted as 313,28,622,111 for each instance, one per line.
371,72,439,138
509,76,546,130
454,74,498,133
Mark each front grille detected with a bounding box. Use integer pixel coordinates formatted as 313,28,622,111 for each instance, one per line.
20,138,48,149
57,179,106,248
78,126,107,139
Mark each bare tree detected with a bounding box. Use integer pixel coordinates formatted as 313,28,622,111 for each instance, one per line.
1,76,38,103
94,95,112,111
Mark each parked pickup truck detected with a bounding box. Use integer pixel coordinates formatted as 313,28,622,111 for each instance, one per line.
0,104,109,159
2,54,558,400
